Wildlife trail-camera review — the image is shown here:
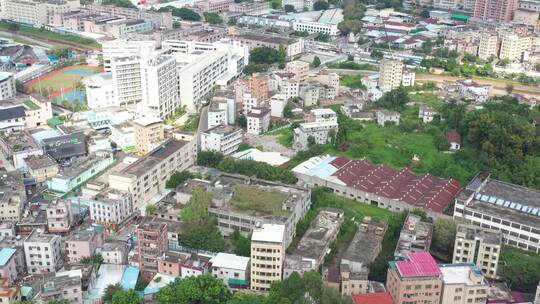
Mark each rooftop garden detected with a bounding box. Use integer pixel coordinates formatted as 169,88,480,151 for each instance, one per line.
229,184,290,217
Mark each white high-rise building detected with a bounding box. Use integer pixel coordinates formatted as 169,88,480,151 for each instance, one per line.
23,230,62,274
478,34,499,60
0,72,16,101
164,39,248,112
102,40,156,72
110,56,143,107
139,54,179,119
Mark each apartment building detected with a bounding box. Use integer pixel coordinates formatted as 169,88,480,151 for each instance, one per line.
40,274,82,303
0,173,26,222
473,0,518,23
270,73,300,100
230,1,270,14
102,40,156,72
246,107,271,135
245,74,269,102
3,0,80,25
25,155,58,186
285,209,344,277
453,224,502,279
232,32,304,58
23,230,62,274
82,185,134,231
0,73,15,101
101,241,127,265
45,199,73,233
439,264,489,304
299,81,337,106
65,230,103,263
378,59,404,92
110,56,143,107
293,120,338,150
200,125,243,155
313,70,340,96
85,4,173,29
477,34,499,60
387,252,443,304
108,138,197,210
454,173,540,253
250,224,286,292
136,217,169,279
195,0,233,13
286,61,309,83
133,116,164,155
499,32,531,61
394,213,433,261
242,93,260,114
341,217,387,296
109,122,135,150
0,278,19,303
0,248,18,284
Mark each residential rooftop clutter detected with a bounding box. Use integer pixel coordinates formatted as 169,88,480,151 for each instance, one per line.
340,217,387,296
394,213,433,260
293,155,462,215
284,208,344,277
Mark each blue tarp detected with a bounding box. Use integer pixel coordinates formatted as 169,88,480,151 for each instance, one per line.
121,266,140,290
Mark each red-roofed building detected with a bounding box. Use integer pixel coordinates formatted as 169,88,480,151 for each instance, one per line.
292,155,461,216
352,292,394,304
387,252,442,304
447,131,461,150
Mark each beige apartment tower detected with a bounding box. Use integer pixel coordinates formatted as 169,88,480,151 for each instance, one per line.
499,32,532,61
453,224,502,279
378,59,403,92
250,224,286,292
133,117,165,155
478,34,499,60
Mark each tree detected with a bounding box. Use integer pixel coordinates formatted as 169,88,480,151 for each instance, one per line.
370,49,384,59
158,6,201,21
197,151,224,167
499,58,510,66
347,54,354,61
112,290,142,304
249,47,282,65
338,19,361,35
313,0,329,10
47,301,69,304
307,135,317,147
376,87,410,112
155,275,231,304
420,9,430,18
227,293,267,304
237,114,247,128
173,21,181,28
103,284,122,303
7,23,20,31
145,204,157,215
283,103,294,118
231,230,251,257
421,39,434,55
431,218,457,261
501,246,540,292
203,12,223,24
506,83,514,94
80,254,103,266
227,17,237,26
166,171,193,188
312,56,321,68
284,4,295,12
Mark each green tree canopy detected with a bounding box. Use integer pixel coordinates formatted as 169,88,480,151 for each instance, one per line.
313,0,329,10
155,275,231,304
376,87,410,112
203,12,223,24
158,6,201,21
111,290,142,304
312,56,321,68
103,283,122,303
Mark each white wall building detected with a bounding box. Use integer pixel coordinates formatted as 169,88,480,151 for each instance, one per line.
102,39,156,72
0,72,16,101
109,122,135,150
83,188,134,229
83,73,118,109
270,94,287,118
200,125,243,155
247,107,271,135
23,230,62,274
211,253,250,287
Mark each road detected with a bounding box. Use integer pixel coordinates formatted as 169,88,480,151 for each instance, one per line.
416,74,540,97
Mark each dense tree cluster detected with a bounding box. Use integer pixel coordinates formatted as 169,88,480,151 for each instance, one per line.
313,0,329,10
375,87,410,112
197,151,298,184
165,171,194,188
158,6,201,21
244,46,286,74
203,12,223,24
154,271,349,304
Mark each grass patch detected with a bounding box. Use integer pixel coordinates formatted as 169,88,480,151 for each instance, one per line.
340,74,366,89
408,92,445,111
230,184,290,217
0,21,101,49
23,99,40,110
276,127,294,148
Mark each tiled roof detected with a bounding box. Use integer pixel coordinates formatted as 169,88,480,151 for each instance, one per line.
447,131,461,144
352,292,394,304
396,252,441,278
331,158,461,213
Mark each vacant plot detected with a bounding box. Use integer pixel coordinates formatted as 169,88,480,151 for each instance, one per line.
230,184,290,217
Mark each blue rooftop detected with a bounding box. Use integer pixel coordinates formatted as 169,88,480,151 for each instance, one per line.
121,266,140,290
0,248,16,266
305,156,338,179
